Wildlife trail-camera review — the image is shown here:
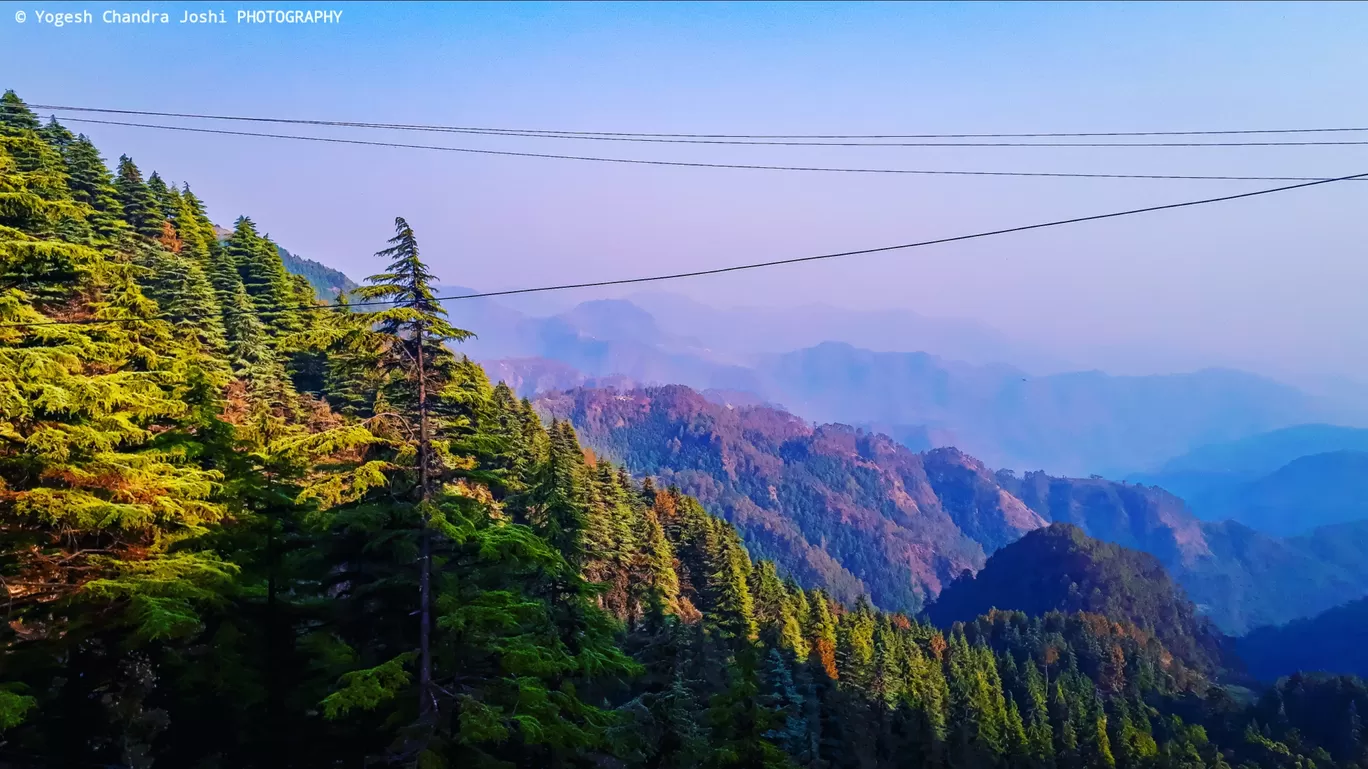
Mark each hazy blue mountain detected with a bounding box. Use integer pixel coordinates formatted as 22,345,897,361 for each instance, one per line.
1166,451,1368,535
1237,596,1368,681
629,291,1076,373
555,299,672,346
1183,519,1368,633
1146,423,1368,476
1131,426,1368,533
439,293,770,398
392,284,1367,477
1224,451,1368,534
493,338,1354,476
759,342,1343,476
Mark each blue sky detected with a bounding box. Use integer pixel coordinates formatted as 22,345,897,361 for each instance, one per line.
3,1,1367,382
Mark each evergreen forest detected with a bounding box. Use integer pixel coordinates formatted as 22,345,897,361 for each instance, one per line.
4,90,1368,769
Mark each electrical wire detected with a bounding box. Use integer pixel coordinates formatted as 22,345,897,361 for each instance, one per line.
4,168,1365,330
41,116,1364,183
28,103,1368,141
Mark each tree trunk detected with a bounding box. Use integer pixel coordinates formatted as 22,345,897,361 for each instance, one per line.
416,322,432,720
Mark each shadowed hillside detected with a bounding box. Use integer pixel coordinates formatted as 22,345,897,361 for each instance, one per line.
926,523,1226,674
1237,597,1368,680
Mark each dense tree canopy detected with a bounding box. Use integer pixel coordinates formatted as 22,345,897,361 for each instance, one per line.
1,89,1365,769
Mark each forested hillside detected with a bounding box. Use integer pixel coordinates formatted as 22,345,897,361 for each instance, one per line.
1237,597,1368,681
928,525,1227,676
542,385,1368,633
535,385,1046,612
277,245,358,299
8,88,1368,769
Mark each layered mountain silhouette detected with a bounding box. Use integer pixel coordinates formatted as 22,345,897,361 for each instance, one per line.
1131,425,1368,534
418,290,1364,476
537,384,1368,633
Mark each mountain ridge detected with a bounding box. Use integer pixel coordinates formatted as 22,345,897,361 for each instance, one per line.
538,382,1368,633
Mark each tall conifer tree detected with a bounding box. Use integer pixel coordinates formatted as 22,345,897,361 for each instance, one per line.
352,216,471,721
114,155,163,238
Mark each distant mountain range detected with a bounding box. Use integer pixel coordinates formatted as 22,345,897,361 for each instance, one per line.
1131,425,1368,535
538,383,1368,634
447,291,1363,476
258,254,1368,476
279,262,1368,538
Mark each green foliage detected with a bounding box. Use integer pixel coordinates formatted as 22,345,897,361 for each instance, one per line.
227,216,304,336
114,154,163,238
0,689,36,730
321,652,417,719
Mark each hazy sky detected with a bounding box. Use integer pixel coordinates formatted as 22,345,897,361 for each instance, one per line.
4,1,1367,383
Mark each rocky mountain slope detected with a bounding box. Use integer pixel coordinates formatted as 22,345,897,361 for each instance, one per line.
536,384,1044,612
538,384,1368,632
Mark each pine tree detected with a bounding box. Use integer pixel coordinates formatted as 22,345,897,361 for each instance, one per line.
146,171,178,222
0,109,234,752
707,519,759,641
807,589,840,680
0,90,42,133
133,237,229,354
224,282,297,412
708,645,793,769
530,419,593,565
226,216,302,335
37,115,75,153
1024,658,1057,767
761,648,812,763
1007,695,1032,765
343,216,470,725
632,476,683,624
57,135,127,241
1084,692,1116,769
870,616,906,709
114,155,163,238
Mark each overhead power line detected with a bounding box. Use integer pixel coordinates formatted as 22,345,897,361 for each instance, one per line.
43,116,1364,183
29,103,1368,141
5,168,1365,330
